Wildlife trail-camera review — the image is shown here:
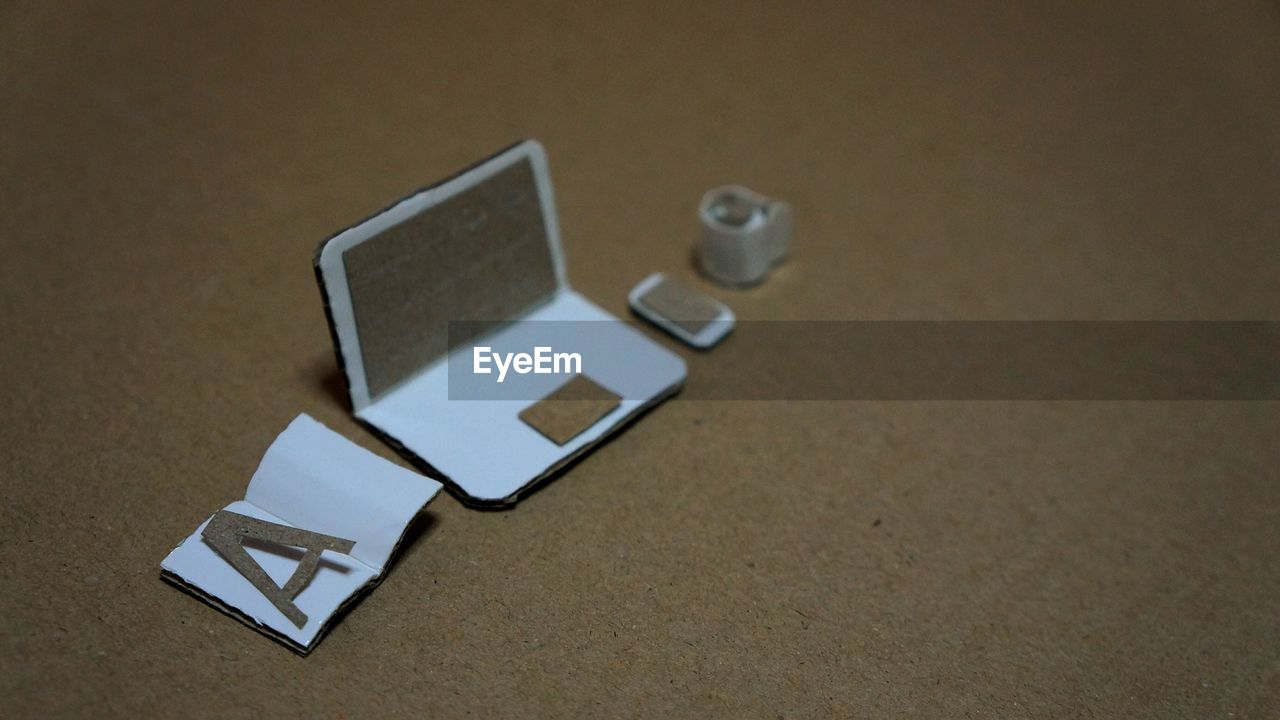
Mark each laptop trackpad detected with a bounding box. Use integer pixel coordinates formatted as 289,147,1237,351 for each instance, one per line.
519,374,622,446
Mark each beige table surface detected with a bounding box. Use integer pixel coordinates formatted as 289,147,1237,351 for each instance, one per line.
3,1,1278,716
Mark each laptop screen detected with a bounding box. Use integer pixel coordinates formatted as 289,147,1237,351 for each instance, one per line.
341,155,560,400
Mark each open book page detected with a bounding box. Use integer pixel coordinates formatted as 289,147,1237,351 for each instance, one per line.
161,414,442,652
160,500,377,650
244,414,443,571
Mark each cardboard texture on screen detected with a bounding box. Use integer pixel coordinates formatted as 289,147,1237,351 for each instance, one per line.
160,414,443,654
315,140,686,507
342,158,558,399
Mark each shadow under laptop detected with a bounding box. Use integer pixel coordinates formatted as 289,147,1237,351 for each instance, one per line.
306,353,350,410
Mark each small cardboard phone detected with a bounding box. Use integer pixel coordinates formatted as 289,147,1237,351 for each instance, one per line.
315,140,686,507
629,273,735,349
161,414,442,654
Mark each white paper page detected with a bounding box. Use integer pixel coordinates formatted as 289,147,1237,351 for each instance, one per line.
358,290,686,503
244,414,442,571
160,500,376,650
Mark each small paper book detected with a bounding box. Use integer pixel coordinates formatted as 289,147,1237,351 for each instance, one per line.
161,414,441,654
315,140,686,507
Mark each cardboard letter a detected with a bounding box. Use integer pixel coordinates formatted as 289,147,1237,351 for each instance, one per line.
202,510,356,628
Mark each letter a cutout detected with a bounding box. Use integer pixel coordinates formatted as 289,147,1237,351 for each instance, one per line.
202,510,356,629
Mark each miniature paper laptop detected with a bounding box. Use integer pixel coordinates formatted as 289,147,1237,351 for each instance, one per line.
161,414,442,654
315,140,686,507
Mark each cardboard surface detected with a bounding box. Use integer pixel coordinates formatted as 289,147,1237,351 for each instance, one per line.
638,276,722,335
630,272,736,348
341,156,558,400
3,2,1279,717
519,374,623,446
200,510,356,629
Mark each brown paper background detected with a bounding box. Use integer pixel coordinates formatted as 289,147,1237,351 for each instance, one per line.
2,2,1278,717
